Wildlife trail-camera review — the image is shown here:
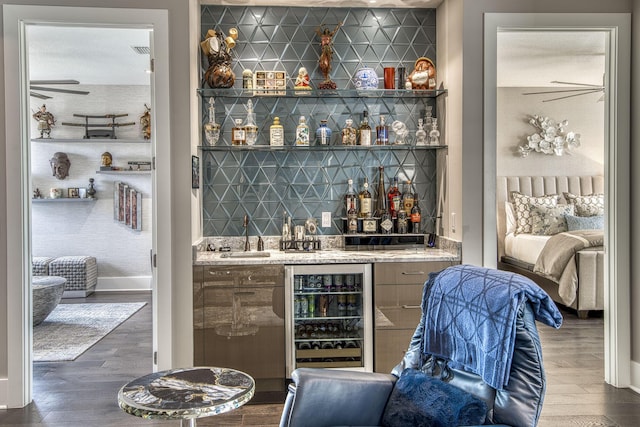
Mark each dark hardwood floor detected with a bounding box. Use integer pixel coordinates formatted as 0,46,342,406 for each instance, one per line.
1,292,640,426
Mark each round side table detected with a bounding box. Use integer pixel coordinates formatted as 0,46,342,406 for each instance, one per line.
118,366,255,426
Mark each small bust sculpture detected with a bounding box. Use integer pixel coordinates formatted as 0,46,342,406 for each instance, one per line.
49,152,71,180
101,151,113,167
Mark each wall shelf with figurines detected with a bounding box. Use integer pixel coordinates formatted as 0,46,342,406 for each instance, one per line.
31,138,149,143
32,198,97,203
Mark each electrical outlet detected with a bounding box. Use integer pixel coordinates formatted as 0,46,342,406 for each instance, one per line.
321,212,331,227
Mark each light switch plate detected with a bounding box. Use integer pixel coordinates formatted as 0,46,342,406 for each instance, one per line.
321,211,331,227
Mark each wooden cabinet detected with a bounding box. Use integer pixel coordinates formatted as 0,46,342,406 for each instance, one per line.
373,261,455,373
193,264,285,403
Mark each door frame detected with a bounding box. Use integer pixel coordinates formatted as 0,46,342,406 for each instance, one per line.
483,13,631,387
2,5,171,407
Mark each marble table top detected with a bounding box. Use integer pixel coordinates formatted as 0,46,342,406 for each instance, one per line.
118,367,255,420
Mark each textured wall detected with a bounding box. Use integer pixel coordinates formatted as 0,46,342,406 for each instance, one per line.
30,85,152,284
201,6,440,236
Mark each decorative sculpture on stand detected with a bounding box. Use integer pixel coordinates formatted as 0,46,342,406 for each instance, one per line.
140,104,151,140
201,28,238,88
32,104,56,138
315,22,342,90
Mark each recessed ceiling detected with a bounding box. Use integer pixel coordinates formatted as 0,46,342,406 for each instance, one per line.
27,25,151,86
497,31,606,88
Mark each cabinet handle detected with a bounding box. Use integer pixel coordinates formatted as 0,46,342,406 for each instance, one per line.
401,305,421,309
401,271,425,276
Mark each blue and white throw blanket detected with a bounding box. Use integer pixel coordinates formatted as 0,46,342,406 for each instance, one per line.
421,265,563,390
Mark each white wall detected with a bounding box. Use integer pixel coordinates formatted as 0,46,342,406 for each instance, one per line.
497,87,604,177
29,85,152,290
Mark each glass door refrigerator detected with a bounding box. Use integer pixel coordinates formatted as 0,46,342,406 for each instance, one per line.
284,264,373,377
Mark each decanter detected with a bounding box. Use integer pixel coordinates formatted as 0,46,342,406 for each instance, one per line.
244,99,258,146
425,105,433,128
415,118,427,146
203,98,221,145
429,117,440,145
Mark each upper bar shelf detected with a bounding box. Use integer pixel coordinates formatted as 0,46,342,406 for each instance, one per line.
197,88,447,99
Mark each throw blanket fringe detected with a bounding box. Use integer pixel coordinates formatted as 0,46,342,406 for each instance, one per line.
421,265,562,390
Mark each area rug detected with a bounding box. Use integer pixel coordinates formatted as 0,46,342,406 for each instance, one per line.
33,302,146,362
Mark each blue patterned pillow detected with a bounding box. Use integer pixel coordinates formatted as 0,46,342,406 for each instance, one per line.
565,214,604,231
381,369,487,427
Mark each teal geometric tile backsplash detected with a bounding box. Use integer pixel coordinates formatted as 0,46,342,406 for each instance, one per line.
200,6,441,237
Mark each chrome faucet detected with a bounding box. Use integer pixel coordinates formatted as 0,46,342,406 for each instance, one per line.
243,214,250,251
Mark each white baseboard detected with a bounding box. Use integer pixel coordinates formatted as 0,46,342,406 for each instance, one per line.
0,378,6,408
630,360,640,394
96,276,151,292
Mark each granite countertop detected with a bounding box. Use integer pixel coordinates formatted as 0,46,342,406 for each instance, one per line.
194,247,459,266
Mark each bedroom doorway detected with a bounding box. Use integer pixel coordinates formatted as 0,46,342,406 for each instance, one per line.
484,14,631,388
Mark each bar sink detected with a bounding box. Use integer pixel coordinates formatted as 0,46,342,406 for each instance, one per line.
220,251,271,258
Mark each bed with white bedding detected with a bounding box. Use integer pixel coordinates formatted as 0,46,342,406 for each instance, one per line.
496,176,605,318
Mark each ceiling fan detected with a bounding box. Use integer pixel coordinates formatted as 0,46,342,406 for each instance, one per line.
522,79,604,103
29,79,90,99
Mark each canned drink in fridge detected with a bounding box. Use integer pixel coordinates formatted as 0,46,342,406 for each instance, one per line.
307,295,316,317
337,294,347,312
323,274,333,291
300,296,309,317
333,274,344,290
345,274,355,290
294,276,304,291
294,296,302,317
347,294,358,313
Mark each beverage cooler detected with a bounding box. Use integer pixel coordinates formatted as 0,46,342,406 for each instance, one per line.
284,264,373,377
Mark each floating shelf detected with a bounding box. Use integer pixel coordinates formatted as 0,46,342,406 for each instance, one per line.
96,170,151,175
197,88,447,99
31,138,149,144
199,144,447,151
32,198,97,203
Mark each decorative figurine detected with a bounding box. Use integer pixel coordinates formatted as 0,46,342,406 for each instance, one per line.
415,118,427,146
315,22,343,90
87,178,96,198
32,104,56,138
294,67,311,90
429,118,440,145
33,188,42,199
49,152,71,180
201,28,237,88
407,57,436,90
242,69,253,89
140,104,151,140
391,121,411,145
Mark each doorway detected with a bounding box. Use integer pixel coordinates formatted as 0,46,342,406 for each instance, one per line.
3,5,172,407
483,13,631,387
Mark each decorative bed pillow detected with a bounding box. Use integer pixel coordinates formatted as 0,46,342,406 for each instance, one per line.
566,214,604,231
381,369,487,427
511,191,558,234
563,192,605,217
530,204,574,236
505,202,516,235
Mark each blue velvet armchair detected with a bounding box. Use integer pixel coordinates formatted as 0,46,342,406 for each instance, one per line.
279,265,562,427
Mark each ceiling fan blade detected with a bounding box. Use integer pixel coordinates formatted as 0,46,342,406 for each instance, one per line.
30,86,89,95
30,91,52,99
29,79,80,85
541,89,604,102
523,87,604,96
550,80,603,88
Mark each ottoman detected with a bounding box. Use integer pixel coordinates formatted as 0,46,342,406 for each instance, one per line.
49,256,98,298
32,256,55,276
33,276,66,325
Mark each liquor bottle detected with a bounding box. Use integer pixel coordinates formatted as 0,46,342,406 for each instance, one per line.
342,118,357,145
231,118,246,145
347,199,358,234
429,117,440,145
358,177,372,218
415,118,427,146
203,97,221,145
375,166,393,234
345,178,358,217
410,192,422,234
402,180,415,212
387,176,401,220
358,110,372,146
397,208,408,234
316,119,332,145
375,115,389,145
295,115,310,146
270,116,284,146
244,99,258,145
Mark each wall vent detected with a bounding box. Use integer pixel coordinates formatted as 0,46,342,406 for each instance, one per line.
131,46,150,55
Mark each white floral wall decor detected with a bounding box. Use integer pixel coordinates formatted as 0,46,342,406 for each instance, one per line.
518,115,581,157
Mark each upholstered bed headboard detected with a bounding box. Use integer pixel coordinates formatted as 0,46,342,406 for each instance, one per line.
496,176,604,259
